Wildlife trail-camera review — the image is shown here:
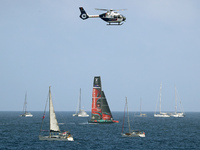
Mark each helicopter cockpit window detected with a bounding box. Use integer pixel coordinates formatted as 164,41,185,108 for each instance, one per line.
114,15,117,18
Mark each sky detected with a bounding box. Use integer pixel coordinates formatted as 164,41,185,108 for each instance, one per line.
0,0,200,112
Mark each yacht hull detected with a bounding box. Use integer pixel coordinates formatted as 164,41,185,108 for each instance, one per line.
39,135,74,141
121,132,145,137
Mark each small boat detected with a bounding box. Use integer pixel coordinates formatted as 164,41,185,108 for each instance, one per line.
134,98,147,117
77,109,89,117
170,85,185,117
73,88,89,117
154,83,170,117
39,86,74,141
20,92,33,117
88,76,119,123
121,97,145,137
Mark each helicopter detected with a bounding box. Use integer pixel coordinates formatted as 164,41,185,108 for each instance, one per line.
79,7,126,25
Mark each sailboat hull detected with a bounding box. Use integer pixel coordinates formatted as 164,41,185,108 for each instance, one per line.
88,120,119,124
39,135,74,141
154,113,170,117
20,112,33,117
121,131,145,137
78,110,89,117
170,113,185,117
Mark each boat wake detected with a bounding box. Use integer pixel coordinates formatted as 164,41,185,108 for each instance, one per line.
58,123,65,125
78,122,89,125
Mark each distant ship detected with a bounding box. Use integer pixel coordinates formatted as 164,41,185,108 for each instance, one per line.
88,76,119,123
73,88,89,117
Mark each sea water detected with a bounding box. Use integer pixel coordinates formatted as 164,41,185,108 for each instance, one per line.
0,112,200,150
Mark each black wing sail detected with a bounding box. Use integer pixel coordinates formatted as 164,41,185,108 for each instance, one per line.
101,91,113,120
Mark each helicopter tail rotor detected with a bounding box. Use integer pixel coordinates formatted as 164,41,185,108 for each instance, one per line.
79,7,89,20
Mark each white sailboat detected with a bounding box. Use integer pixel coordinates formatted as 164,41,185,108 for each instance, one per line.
170,86,185,117
72,88,89,117
121,97,145,137
135,98,147,117
154,83,170,117
20,92,33,117
39,86,74,141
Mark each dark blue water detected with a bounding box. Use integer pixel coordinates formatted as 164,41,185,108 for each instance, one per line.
0,112,200,150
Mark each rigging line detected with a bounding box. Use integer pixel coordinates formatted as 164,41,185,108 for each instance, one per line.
126,98,131,133
39,92,49,134
22,92,27,113
121,97,127,134
154,87,160,114
176,88,184,113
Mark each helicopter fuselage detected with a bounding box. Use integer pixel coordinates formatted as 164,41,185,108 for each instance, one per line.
99,12,126,24
79,7,126,25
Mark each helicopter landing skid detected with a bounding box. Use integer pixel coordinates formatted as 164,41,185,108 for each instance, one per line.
107,23,123,26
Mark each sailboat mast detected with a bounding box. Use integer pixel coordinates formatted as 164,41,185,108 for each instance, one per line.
159,83,162,114
39,95,48,134
49,86,51,137
121,98,126,134
175,85,177,114
23,92,27,113
79,88,81,112
140,98,142,115
126,97,131,133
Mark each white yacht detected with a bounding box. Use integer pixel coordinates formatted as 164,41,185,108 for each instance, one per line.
20,92,33,117
73,88,89,117
154,83,170,117
170,85,185,117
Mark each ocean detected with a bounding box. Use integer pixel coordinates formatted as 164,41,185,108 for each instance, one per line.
0,112,200,150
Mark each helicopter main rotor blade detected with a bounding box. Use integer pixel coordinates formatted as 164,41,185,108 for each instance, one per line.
115,9,127,11
95,8,127,11
95,8,110,11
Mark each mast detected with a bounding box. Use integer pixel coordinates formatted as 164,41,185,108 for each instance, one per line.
23,92,27,113
140,98,142,115
175,85,177,114
49,87,51,137
176,86,184,114
159,83,162,114
126,97,131,133
79,88,81,112
121,98,126,134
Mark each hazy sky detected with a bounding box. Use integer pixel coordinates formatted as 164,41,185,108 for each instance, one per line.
0,0,200,112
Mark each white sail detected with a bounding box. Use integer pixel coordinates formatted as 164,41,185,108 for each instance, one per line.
49,86,60,132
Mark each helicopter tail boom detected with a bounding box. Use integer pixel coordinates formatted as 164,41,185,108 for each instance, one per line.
79,7,99,20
